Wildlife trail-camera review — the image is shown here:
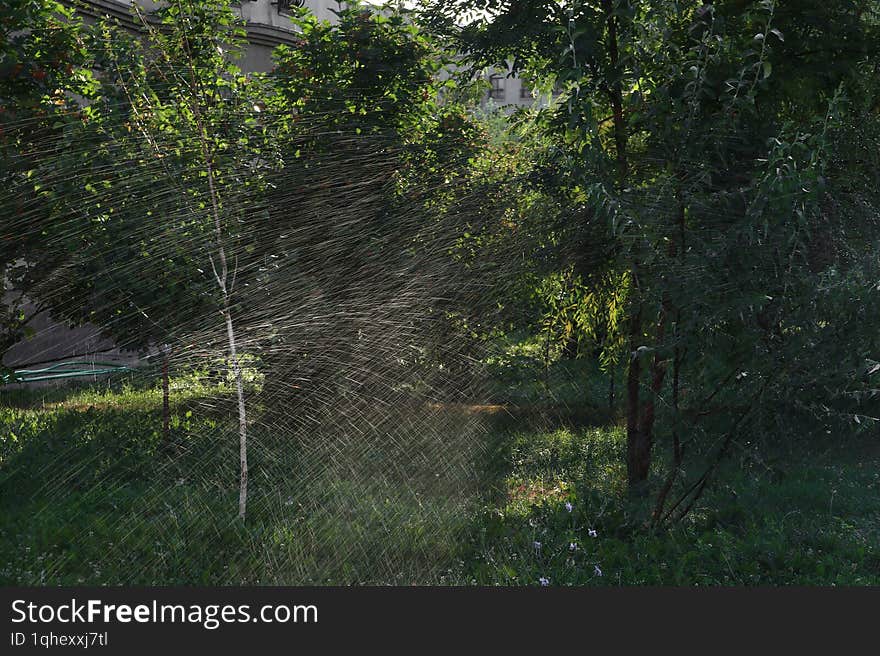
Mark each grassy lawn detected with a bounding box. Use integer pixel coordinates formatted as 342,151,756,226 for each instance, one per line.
0,377,481,585
2,372,879,585
458,422,880,585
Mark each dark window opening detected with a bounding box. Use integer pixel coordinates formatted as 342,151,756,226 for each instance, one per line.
489,75,505,101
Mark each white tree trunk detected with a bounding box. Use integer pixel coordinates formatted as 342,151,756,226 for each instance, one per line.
224,308,248,520
183,36,250,521
132,5,251,520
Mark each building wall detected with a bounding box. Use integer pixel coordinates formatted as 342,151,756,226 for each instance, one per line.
71,1,343,73
236,1,342,26
482,69,547,112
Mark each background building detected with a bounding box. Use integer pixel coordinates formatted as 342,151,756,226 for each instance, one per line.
70,1,341,72
481,67,556,112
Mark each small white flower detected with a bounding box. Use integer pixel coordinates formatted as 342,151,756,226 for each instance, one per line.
533,541,542,553
588,528,598,538
539,577,550,586
594,565,603,577
569,542,578,552
564,501,573,512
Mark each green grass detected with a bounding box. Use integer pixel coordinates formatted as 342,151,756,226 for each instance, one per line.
455,423,880,585
2,376,879,585
0,366,245,413
485,332,619,410
0,380,482,585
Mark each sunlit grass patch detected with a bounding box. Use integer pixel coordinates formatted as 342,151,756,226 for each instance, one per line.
506,478,571,509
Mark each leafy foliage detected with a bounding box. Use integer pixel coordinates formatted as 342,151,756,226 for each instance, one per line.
424,0,880,511
0,0,92,352
2,0,880,581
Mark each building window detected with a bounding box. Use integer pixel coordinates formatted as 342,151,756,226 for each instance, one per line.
276,0,305,14
489,75,505,101
520,82,532,99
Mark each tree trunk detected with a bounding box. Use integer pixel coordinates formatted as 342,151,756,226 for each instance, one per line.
602,0,650,492
191,92,249,520
608,369,615,412
162,347,170,446
602,0,628,180
223,309,248,520
625,303,650,491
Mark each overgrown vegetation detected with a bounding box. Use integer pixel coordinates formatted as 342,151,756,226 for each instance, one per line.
2,0,879,585
3,370,878,585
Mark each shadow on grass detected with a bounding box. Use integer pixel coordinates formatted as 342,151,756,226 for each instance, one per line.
0,389,491,585
453,415,880,585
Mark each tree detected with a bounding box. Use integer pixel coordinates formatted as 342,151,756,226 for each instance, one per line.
256,2,490,406
13,0,490,518
0,0,91,359
422,0,880,513
19,0,281,519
